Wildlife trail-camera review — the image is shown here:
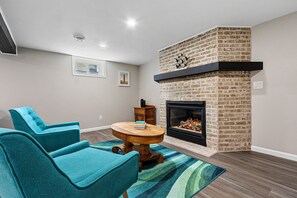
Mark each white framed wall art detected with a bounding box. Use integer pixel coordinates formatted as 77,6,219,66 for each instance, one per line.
118,71,130,87
72,56,106,78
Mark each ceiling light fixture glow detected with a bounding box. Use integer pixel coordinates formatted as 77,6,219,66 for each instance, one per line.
126,18,137,28
99,43,107,48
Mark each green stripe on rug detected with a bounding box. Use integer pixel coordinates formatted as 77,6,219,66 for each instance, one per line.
167,161,206,198
92,140,225,198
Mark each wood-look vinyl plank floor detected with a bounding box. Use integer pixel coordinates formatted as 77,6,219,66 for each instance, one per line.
81,129,297,198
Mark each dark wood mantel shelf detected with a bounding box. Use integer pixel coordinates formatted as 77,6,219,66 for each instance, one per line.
154,61,263,83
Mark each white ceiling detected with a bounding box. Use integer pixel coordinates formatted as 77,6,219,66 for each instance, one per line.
1,0,297,65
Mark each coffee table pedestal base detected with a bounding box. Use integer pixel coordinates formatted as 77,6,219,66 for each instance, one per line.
112,141,164,171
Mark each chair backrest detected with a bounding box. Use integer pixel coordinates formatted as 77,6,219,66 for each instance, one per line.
0,128,73,197
0,130,24,197
9,106,46,134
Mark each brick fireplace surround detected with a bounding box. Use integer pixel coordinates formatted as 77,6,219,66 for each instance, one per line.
156,27,262,152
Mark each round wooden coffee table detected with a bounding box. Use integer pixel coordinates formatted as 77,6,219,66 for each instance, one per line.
111,122,165,171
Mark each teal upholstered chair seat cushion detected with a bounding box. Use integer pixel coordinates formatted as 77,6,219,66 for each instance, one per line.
0,128,139,198
53,146,133,185
9,106,80,152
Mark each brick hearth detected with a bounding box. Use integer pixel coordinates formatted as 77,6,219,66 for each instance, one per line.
158,27,254,152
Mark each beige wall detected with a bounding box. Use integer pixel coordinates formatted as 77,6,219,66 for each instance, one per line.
0,48,139,129
138,57,160,125
251,12,297,155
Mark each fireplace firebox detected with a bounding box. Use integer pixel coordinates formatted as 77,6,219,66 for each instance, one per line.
166,101,206,146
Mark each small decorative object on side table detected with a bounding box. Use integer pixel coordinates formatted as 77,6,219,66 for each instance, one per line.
134,121,146,129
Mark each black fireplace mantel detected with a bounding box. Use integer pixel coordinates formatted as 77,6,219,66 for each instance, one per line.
154,61,263,83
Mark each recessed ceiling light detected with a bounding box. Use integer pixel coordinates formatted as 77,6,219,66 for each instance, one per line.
99,43,107,48
126,18,137,28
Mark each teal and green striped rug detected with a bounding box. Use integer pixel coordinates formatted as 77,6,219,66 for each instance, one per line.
92,140,225,198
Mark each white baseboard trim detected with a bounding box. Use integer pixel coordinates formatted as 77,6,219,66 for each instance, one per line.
251,146,297,162
80,125,111,133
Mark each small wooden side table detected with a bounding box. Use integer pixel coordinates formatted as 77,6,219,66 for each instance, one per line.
134,105,156,125
111,122,164,171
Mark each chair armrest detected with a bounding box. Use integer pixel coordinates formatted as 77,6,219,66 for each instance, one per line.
46,122,80,129
76,151,139,187
50,140,89,158
40,125,80,135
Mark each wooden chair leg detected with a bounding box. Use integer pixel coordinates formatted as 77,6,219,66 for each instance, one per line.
123,191,128,198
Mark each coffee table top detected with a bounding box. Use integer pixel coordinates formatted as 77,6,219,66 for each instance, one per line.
111,122,164,137
111,122,165,144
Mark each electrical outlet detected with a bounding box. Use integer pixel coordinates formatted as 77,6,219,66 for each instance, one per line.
253,81,264,90
99,115,103,120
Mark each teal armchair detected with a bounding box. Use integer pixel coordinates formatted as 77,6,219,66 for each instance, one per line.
0,128,139,198
9,106,80,152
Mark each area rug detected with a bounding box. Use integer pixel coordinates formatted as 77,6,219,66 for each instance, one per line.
92,140,225,198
